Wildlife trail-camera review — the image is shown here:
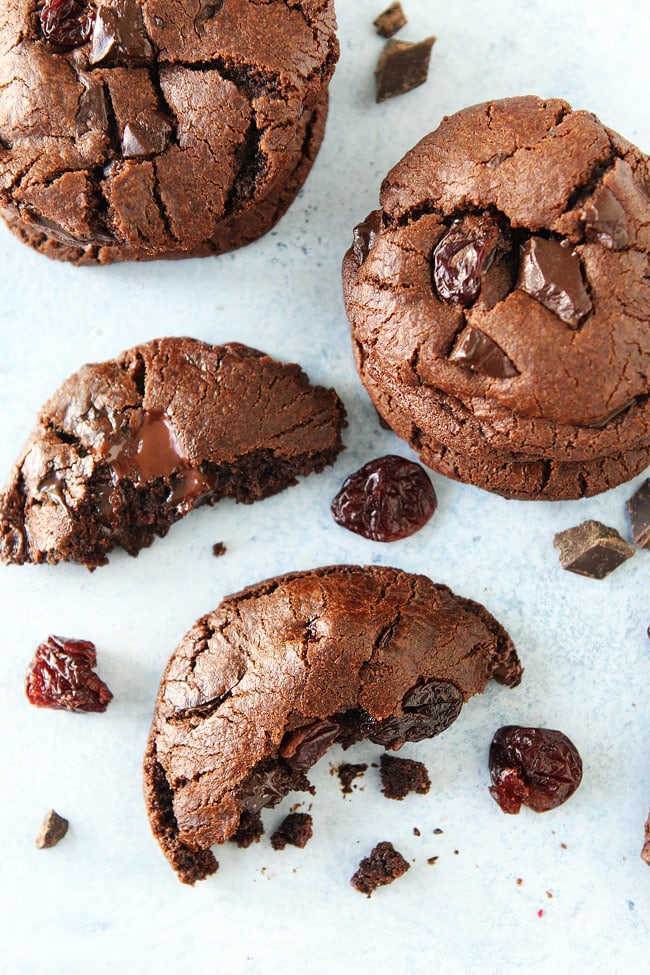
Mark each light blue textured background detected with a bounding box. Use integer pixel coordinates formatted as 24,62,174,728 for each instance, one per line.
0,2,648,972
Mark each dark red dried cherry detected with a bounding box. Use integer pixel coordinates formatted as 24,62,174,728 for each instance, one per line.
488,725,583,814
331,455,437,542
432,213,509,307
361,679,463,749
279,719,340,770
25,635,113,713
40,0,94,47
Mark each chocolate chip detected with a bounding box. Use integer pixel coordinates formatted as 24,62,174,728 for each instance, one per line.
375,37,436,103
89,0,153,65
553,520,635,579
517,237,592,328
122,111,172,158
373,2,407,37
450,327,518,379
627,479,650,548
583,185,629,250
35,810,69,849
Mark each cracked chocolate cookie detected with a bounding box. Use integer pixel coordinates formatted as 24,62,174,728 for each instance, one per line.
0,338,346,568
142,564,521,883
0,0,339,264
343,96,650,500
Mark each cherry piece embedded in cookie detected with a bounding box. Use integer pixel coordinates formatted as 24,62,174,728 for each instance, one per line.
488,725,583,814
432,213,511,307
361,678,463,749
25,635,113,713
517,237,592,327
279,719,340,769
331,455,437,542
40,0,94,47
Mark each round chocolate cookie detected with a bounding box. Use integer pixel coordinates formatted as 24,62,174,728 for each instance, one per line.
0,0,338,264
143,565,522,883
343,97,650,500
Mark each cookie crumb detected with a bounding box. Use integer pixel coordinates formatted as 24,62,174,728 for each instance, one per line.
375,36,435,103
35,810,69,849
517,878,523,886
351,841,410,896
641,811,650,865
229,810,264,849
433,827,444,835
380,753,431,800
336,762,368,795
427,855,439,866
271,813,313,851
212,542,227,558
373,2,407,38
413,827,421,837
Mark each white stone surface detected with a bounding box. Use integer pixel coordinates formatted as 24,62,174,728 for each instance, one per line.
0,2,648,972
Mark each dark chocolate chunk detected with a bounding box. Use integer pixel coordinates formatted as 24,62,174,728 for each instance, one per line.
336,762,368,795
450,327,518,379
279,719,340,770
553,519,635,578
351,841,410,896
375,37,436,103
583,185,629,250
380,753,431,800
35,810,69,849
270,812,313,851
121,110,172,158
432,213,511,308
517,237,592,328
373,2,407,38
627,478,650,548
89,0,153,65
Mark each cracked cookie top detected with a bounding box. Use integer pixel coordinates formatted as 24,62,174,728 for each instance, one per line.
344,96,650,430
143,564,521,882
0,0,338,261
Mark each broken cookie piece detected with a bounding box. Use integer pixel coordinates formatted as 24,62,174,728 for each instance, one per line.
351,841,410,896
271,812,313,851
35,810,69,849
143,565,521,883
337,763,368,795
0,338,345,569
553,520,635,579
627,479,650,548
375,36,435,102
380,754,431,800
373,3,407,38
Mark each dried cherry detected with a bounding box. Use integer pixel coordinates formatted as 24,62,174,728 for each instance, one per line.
331,455,437,542
488,725,583,814
40,0,94,48
361,679,463,749
25,635,113,712
432,213,509,307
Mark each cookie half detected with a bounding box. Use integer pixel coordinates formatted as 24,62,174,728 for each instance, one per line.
143,564,522,883
344,97,650,499
0,0,339,263
0,338,346,568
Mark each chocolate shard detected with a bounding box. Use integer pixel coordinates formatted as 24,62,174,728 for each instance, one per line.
35,810,69,849
375,36,436,103
583,185,629,250
553,520,635,579
89,0,153,65
122,110,172,158
373,2,407,38
450,326,518,379
627,478,650,548
517,237,592,328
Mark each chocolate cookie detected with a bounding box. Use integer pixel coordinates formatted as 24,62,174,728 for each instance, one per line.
0,0,338,264
343,97,650,500
143,564,522,883
0,338,345,568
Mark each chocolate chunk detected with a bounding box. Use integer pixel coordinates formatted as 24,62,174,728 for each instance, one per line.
583,185,629,250
336,762,368,795
375,37,436,103
279,719,340,770
373,2,407,38
450,327,518,379
553,520,635,579
352,210,383,267
380,754,431,800
627,478,650,548
432,213,511,308
351,841,410,896
121,111,172,158
517,237,592,328
35,810,69,849
89,0,153,65
270,812,313,851
212,542,227,558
